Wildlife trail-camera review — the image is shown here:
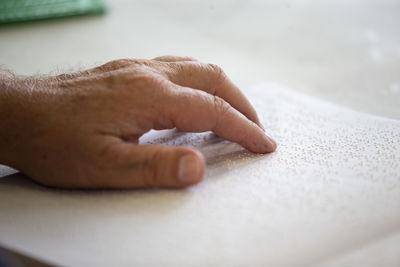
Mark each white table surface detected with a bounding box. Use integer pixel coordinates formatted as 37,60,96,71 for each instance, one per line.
1,0,400,119
1,0,399,266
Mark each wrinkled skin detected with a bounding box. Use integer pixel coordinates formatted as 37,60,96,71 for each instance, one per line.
0,56,276,189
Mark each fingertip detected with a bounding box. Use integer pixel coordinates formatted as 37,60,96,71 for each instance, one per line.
267,136,278,152
243,127,278,154
261,133,278,153
177,149,205,186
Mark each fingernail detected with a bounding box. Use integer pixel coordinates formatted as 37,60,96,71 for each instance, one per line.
178,155,202,183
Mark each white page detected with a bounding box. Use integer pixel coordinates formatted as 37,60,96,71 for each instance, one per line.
0,84,399,266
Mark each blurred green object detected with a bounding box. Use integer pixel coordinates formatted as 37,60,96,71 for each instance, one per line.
0,0,106,25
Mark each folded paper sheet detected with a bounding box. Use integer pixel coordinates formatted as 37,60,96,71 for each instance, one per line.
0,84,399,266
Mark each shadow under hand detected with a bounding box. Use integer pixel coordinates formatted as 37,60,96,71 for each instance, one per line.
0,131,270,216
0,172,43,191
0,173,191,219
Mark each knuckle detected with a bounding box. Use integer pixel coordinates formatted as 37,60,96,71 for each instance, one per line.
105,71,168,98
213,95,231,117
143,150,164,187
118,72,155,88
97,58,155,73
127,72,153,84
169,62,186,74
203,63,227,93
208,63,226,81
208,63,223,73
147,75,172,92
162,61,187,79
102,71,140,90
98,59,134,71
185,56,197,61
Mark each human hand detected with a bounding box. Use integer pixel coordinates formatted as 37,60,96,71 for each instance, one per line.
0,56,276,189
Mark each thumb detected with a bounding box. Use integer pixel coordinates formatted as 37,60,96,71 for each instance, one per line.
107,144,205,188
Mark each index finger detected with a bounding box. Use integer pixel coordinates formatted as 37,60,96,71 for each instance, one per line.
156,61,264,130
155,82,276,154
